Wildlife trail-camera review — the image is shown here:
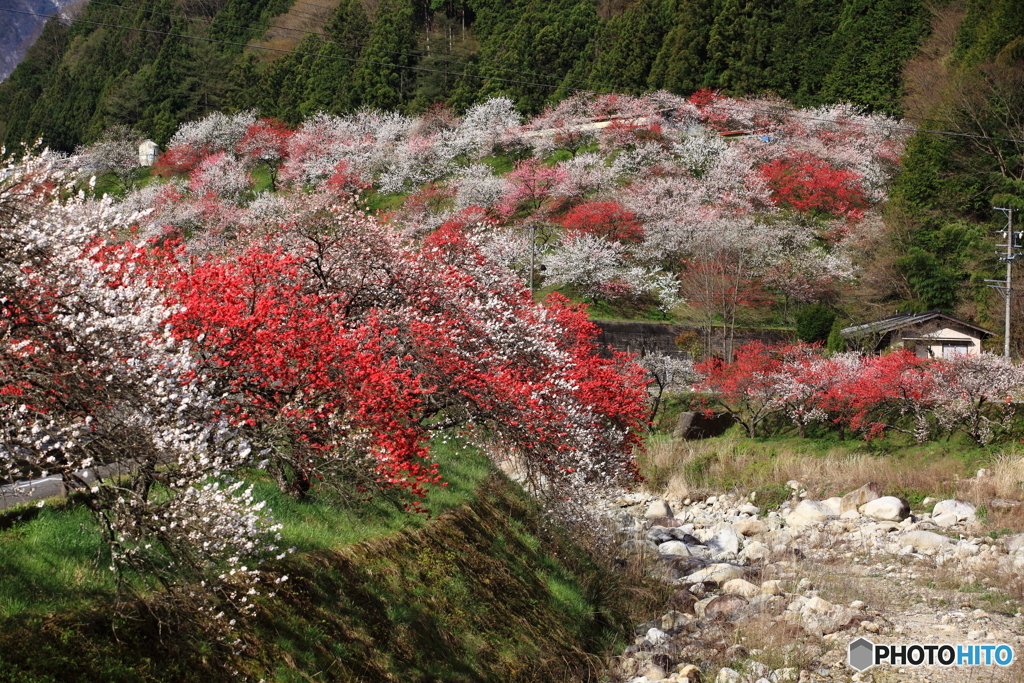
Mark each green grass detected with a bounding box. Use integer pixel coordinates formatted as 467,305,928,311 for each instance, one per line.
362,189,411,213
0,439,641,682
256,438,492,552
478,154,515,175
0,501,116,618
249,164,275,194
0,438,490,621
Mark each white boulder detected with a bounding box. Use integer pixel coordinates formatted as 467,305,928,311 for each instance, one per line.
786,499,837,527
860,496,910,521
684,563,745,585
932,499,976,521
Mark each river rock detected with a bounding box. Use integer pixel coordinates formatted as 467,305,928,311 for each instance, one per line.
761,579,785,595
821,497,842,515
795,596,856,636
901,530,951,552
684,563,745,585
646,627,669,645
786,499,836,527
693,596,715,617
660,609,690,631
841,482,883,513
860,496,910,521
641,663,667,680
705,593,748,619
705,523,741,555
1005,534,1024,554
931,512,959,528
659,540,696,556
733,518,768,536
722,578,760,598
645,500,674,519
678,664,701,682
932,499,976,521
715,668,741,683
740,540,769,562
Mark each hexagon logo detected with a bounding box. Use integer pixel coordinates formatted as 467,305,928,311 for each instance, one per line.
849,637,875,672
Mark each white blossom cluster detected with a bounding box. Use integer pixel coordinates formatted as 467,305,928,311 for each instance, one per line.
72,124,143,182
169,110,258,153
0,150,286,630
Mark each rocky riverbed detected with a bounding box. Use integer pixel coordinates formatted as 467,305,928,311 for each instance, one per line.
597,481,1024,683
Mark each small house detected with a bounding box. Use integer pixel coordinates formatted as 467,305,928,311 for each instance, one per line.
840,310,993,358
138,140,159,167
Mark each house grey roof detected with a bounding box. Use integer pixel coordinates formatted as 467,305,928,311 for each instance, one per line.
840,310,994,339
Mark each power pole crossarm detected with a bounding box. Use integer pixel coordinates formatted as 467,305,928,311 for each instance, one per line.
1007,207,1013,359
989,207,1018,359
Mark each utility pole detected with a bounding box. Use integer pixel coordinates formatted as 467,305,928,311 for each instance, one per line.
986,207,1018,358
528,223,538,292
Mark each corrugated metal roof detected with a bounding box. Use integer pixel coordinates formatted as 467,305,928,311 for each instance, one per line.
840,310,993,338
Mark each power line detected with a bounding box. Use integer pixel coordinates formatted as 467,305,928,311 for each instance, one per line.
4,5,1024,147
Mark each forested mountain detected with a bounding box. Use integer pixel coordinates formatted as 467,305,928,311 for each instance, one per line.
0,0,1022,335
0,0,83,82
0,0,929,151
866,0,1024,345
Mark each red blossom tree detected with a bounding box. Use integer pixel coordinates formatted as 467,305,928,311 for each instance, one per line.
759,152,869,219
695,341,786,438
558,201,644,244
152,143,208,177
822,350,939,442
236,118,293,190
157,200,650,503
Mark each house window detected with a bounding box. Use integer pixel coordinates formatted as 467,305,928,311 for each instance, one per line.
942,344,970,359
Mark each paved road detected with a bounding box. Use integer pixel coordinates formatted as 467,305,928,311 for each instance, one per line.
0,463,129,511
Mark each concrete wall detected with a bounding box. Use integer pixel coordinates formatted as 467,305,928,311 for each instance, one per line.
592,320,795,358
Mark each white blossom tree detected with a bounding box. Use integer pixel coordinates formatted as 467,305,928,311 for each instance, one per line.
0,150,285,633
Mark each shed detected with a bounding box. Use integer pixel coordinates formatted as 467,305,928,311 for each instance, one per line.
138,140,159,167
840,310,993,358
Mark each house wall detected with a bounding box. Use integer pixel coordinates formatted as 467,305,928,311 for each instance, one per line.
899,326,982,358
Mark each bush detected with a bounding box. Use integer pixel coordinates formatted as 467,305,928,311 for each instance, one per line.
795,304,836,344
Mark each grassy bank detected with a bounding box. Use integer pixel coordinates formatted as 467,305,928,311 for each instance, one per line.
636,427,1024,532
0,441,638,683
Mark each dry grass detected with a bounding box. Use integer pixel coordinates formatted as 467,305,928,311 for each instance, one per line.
642,435,965,502
248,0,343,59
963,452,1024,501
727,614,826,673
639,434,1024,532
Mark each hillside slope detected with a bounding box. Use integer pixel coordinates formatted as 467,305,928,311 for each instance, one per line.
0,0,929,150
0,467,638,683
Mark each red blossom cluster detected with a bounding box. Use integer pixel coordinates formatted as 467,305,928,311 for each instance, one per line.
759,152,869,219
153,194,649,506
696,343,1024,444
